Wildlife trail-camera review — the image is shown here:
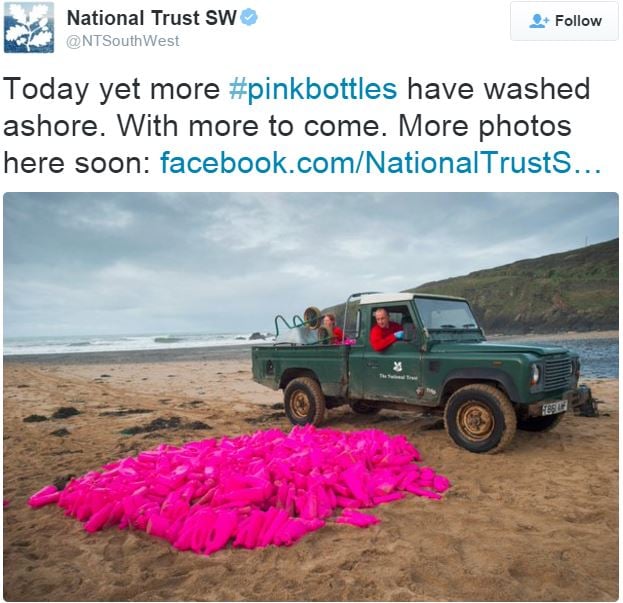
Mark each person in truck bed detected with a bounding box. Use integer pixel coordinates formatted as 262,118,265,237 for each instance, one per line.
323,313,344,344
370,308,404,352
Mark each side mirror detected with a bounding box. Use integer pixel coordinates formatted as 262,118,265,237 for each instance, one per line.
420,327,431,352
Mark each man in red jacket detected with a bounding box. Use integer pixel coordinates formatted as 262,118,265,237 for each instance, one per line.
369,308,404,352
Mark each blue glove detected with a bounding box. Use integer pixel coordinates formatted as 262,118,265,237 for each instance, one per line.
394,330,404,340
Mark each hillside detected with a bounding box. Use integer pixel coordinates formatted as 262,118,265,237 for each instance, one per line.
409,238,618,334
324,239,618,335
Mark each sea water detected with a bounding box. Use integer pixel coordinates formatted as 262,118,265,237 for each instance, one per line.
3,332,270,356
3,333,617,379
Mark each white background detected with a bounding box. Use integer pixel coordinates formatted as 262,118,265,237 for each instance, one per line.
1,0,621,192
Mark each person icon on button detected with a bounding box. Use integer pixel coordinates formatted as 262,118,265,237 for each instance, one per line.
530,13,546,28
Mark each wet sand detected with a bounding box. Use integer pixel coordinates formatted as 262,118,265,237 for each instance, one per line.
3,345,619,601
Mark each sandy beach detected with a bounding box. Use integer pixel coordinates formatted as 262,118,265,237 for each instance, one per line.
3,345,619,601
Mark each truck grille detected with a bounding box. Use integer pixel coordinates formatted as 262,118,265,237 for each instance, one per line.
543,356,571,391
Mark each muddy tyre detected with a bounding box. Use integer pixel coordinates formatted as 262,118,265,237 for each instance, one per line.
283,377,326,426
350,401,381,415
517,413,564,432
444,384,516,454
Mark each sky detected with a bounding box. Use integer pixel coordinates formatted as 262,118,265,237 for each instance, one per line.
3,192,619,337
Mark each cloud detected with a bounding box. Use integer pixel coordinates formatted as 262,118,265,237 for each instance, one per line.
335,237,386,259
58,204,134,231
3,192,618,337
201,193,306,253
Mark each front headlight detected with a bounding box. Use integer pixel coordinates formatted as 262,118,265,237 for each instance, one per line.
530,364,541,386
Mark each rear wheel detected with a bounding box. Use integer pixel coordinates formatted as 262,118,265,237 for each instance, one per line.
517,413,564,432
444,384,516,454
303,306,322,329
283,377,326,426
350,401,381,415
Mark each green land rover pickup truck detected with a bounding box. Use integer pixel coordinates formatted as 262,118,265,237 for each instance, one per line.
252,292,592,453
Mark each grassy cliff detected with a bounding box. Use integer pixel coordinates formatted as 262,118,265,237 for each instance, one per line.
409,238,618,334
323,239,618,335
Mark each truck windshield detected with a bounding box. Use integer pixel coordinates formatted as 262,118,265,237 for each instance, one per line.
414,298,479,330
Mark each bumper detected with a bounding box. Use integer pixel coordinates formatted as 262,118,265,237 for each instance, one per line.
525,384,596,418
565,384,599,417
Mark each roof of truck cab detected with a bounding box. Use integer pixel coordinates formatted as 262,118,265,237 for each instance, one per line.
359,292,466,305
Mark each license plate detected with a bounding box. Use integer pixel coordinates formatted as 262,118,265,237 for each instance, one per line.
542,400,568,416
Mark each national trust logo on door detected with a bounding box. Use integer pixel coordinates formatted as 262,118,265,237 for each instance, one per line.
4,2,54,53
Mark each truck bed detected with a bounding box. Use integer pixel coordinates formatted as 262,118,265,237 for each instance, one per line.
252,344,350,397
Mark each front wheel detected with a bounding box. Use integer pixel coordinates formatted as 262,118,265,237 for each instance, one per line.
283,377,326,426
444,384,516,454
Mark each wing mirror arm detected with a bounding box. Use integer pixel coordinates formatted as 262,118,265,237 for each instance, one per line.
420,327,431,352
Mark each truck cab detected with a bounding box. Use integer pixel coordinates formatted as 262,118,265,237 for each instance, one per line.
252,292,591,453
